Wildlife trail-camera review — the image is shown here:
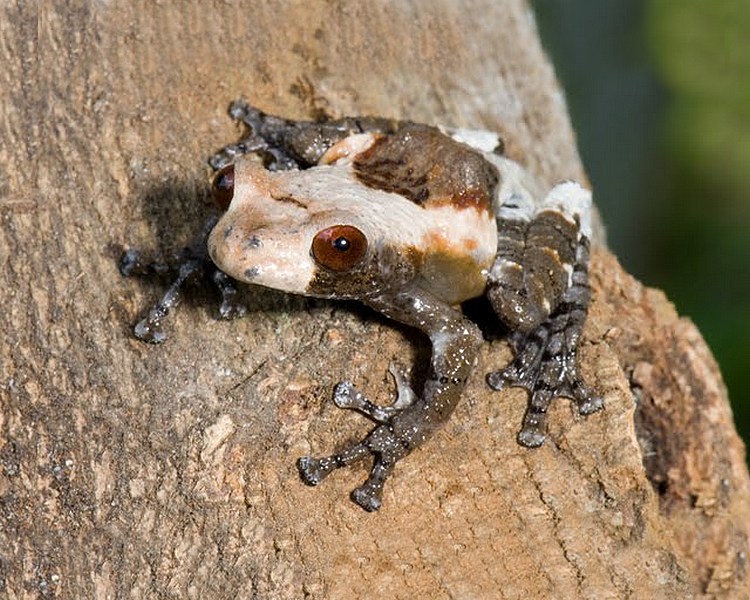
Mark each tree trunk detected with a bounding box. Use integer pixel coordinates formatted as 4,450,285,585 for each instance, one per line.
3,1,748,598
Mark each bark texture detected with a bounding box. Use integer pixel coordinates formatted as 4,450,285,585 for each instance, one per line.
2,1,749,598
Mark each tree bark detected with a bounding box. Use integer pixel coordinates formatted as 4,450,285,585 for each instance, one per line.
3,1,748,598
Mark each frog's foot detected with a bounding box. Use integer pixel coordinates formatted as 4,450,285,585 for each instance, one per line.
298,363,417,512
487,320,602,447
119,218,246,343
487,245,602,447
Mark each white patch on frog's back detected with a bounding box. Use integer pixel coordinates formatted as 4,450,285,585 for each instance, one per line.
418,203,497,253
282,163,498,267
439,126,592,238
441,126,502,154
540,181,593,241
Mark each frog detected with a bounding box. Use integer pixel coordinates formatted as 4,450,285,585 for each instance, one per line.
121,100,603,512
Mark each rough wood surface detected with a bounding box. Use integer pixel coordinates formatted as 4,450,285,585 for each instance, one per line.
2,1,749,598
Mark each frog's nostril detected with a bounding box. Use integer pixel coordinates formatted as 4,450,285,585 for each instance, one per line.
244,235,262,249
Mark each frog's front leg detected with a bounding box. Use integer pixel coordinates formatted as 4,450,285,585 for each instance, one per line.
298,289,482,512
487,182,603,447
120,215,247,343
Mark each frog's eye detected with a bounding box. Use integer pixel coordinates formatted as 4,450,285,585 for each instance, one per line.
311,225,368,272
211,164,235,211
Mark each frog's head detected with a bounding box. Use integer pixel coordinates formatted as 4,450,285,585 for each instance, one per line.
207,155,421,300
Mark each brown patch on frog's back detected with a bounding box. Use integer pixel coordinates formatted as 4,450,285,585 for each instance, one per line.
352,124,498,215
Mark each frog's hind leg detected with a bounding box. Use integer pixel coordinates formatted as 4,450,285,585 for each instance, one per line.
487,236,603,447
298,363,416,512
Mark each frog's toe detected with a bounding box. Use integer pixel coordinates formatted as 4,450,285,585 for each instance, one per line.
298,456,336,486
331,371,415,424
517,423,547,448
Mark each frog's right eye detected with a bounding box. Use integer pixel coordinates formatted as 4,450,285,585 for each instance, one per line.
311,225,368,272
211,164,235,211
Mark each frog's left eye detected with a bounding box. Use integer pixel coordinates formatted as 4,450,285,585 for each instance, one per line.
311,225,368,272
211,164,235,211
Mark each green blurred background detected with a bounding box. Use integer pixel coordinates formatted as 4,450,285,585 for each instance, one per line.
532,0,750,450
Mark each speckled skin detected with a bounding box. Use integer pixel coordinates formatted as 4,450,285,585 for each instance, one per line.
121,101,602,511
